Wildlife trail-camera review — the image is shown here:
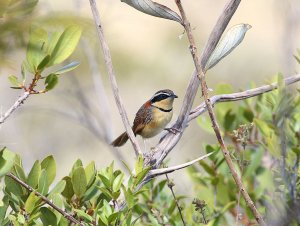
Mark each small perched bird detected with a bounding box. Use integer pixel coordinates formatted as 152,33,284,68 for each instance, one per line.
111,89,178,147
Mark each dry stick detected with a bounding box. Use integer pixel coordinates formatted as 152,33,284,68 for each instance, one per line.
188,74,300,121
88,0,142,157
6,173,84,226
146,0,242,169
0,92,30,125
165,174,186,226
175,0,266,225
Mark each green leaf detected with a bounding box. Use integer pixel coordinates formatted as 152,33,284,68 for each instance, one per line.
71,159,83,172
40,207,57,226
48,25,82,66
41,155,56,186
26,27,48,73
135,154,143,175
122,160,133,176
61,176,74,200
27,160,41,188
71,166,87,198
134,167,150,186
74,209,93,222
122,185,134,209
254,118,271,137
37,169,49,195
108,212,119,224
44,74,58,91
85,161,96,188
223,110,236,131
8,75,21,88
54,61,80,75
4,175,24,198
12,164,26,183
243,108,254,122
24,192,39,214
0,148,16,178
48,180,66,200
199,161,215,176
37,54,51,72
98,173,111,188
112,173,124,193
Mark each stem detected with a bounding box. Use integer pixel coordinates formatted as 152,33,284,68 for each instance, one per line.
6,173,84,226
165,174,186,226
88,0,142,157
175,0,266,225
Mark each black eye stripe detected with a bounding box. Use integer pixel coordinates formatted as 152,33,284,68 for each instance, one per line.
151,94,170,103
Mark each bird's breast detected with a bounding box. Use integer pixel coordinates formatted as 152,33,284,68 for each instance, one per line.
140,108,173,138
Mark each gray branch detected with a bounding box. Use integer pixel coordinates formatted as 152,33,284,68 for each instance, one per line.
0,92,30,125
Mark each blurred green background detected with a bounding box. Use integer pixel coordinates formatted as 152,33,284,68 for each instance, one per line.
0,0,299,195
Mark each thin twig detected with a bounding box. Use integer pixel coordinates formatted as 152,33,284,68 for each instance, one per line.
145,0,242,169
6,172,84,226
175,0,266,225
0,92,30,125
188,74,300,121
148,152,214,178
88,0,142,157
165,174,186,226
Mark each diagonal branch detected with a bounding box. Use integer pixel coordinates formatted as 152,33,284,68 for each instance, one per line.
0,92,30,125
6,172,84,226
188,73,300,121
148,152,214,178
145,0,242,169
88,0,142,157
175,0,266,225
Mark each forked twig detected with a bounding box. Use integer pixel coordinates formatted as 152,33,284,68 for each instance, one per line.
175,0,266,225
6,173,84,226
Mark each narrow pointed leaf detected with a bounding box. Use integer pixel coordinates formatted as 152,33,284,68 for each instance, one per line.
48,25,82,66
121,0,182,24
54,61,80,75
205,24,251,71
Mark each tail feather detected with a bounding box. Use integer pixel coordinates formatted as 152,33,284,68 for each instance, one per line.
111,132,129,147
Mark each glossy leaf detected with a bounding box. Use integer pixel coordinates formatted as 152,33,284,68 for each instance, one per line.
48,25,82,66
45,73,58,91
112,173,124,193
71,166,87,198
205,24,251,71
41,155,56,186
38,169,49,195
0,148,16,178
37,54,51,72
61,176,74,200
48,180,66,200
27,160,41,188
40,207,57,226
24,192,39,214
121,0,182,24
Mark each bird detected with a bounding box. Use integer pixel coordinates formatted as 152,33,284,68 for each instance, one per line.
111,89,178,147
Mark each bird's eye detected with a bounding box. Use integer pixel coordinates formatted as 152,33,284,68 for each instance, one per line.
151,94,170,103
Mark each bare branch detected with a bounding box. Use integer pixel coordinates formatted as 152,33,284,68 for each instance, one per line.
6,173,84,226
0,92,30,125
148,152,214,177
145,0,242,168
175,0,266,224
88,0,142,157
188,73,300,121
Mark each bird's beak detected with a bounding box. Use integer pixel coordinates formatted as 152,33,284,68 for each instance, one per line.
173,94,178,98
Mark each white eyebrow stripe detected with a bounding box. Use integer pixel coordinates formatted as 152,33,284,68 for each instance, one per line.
152,92,171,98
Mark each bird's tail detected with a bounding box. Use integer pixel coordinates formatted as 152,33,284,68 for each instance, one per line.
111,132,129,147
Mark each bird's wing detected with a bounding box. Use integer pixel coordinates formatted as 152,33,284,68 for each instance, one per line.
132,102,152,135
